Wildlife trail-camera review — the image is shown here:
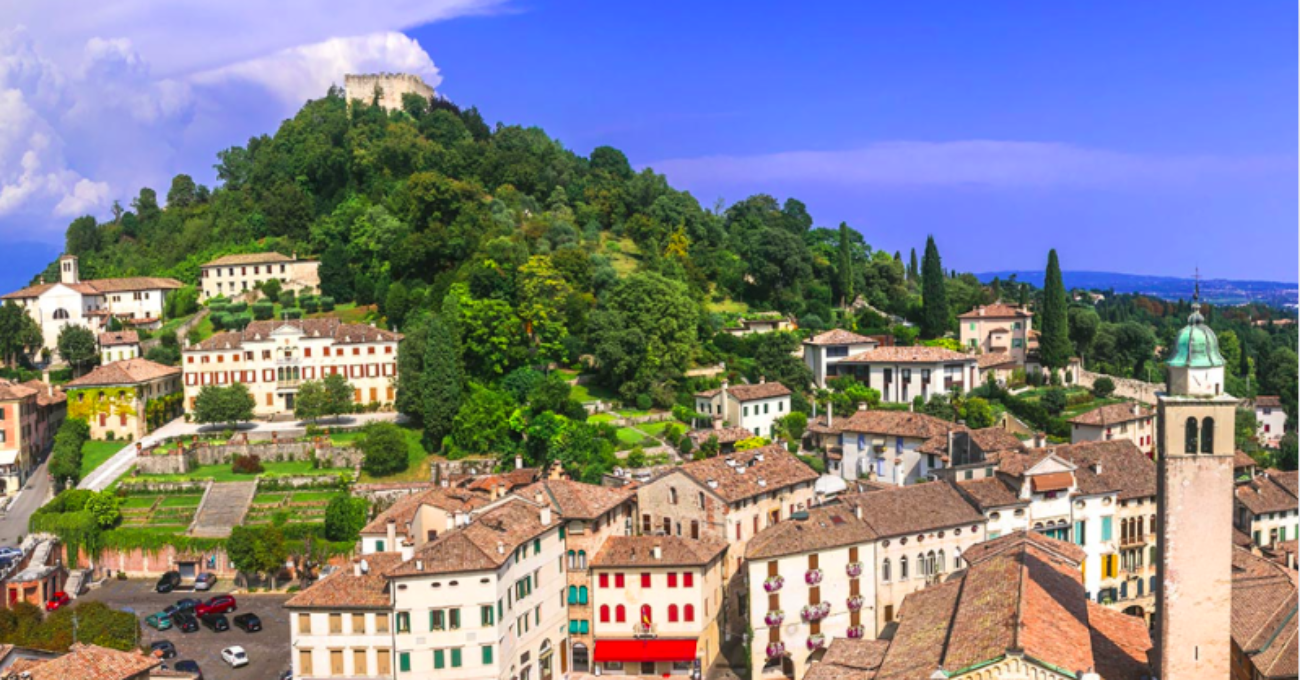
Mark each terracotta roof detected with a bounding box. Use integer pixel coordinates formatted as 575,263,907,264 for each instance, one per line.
808,639,890,680
804,329,876,346
98,331,139,346
678,446,818,504
1044,439,1154,501
1030,471,1073,493
1254,396,1283,408
745,503,878,559
515,479,635,520
725,381,792,401
591,535,727,568
22,380,66,406
386,497,555,577
1232,548,1299,679
3,275,184,300
285,552,404,609
359,487,489,536
17,642,162,680
956,476,1024,510
1235,450,1259,470
877,531,1150,680
203,252,297,266
1067,402,1155,427
462,468,540,494
837,410,960,440
686,426,755,446
1236,470,1299,516
839,346,974,364
977,352,1019,369
958,304,1033,319
0,379,39,402
970,428,1027,455
188,318,401,351
64,358,180,388
840,482,985,539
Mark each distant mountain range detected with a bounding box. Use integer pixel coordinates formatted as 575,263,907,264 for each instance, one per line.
976,270,1298,308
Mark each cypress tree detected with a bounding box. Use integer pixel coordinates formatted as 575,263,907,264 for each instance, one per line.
1039,249,1072,369
920,235,949,339
421,316,463,451
837,222,854,307
908,248,918,281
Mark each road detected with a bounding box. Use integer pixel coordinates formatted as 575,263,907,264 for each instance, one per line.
0,459,51,546
79,412,405,492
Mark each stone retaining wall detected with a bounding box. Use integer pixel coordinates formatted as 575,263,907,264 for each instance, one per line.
432,459,496,485
134,437,362,475
1077,369,1161,405
117,479,210,494
352,482,439,504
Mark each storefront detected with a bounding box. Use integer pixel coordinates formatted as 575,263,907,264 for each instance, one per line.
593,639,699,677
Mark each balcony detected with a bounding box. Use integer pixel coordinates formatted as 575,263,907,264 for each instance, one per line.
633,623,656,639
275,357,301,366
763,575,784,593
1119,534,1147,548
276,380,301,390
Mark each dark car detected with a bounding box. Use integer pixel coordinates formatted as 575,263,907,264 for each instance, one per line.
174,660,203,680
196,594,237,616
173,611,199,633
164,598,201,618
155,571,182,593
232,613,262,632
149,640,177,659
200,613,230,632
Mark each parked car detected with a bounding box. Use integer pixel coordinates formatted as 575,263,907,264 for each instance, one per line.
173,660,203,680
200,613,230,632
174,597,201,613
44,592,70,611
193,572,217,591
232,613,262,632
196,594,236,616
0,546,24,562
149,640,177,659
221,646,249,668
145,612,173,631
155,571,182,593
173,611,199,633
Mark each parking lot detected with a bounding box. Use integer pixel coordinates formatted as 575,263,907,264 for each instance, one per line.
77,579,291,680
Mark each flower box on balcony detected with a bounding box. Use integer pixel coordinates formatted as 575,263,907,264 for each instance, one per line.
846,625,865,639
800,602,831,622
766,642,786,660
764,575,784,593
807,634,826,651
846,595,865,611
805,568,823,586
764,611,785,627
846,561,864,578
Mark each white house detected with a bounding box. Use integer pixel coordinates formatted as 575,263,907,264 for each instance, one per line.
98,331,140,364
1252,396,1287,447
832,346,978,404
198,251,321,301
801,330,881,388
824,408,961,484
693,380,792,439
1234,469,1299,549
1066,401,1156,456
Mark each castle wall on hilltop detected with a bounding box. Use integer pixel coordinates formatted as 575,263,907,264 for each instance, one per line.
344,73,435,111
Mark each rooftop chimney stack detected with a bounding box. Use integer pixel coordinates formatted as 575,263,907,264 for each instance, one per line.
652,545,662,560
386,518,397,550
515,455,524,470
540,507,552,526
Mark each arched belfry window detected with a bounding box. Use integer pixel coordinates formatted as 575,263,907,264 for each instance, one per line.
1184,417,1199,454
1200,418,1215,454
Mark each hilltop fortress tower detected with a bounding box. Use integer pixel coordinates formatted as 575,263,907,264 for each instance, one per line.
344,73,435,111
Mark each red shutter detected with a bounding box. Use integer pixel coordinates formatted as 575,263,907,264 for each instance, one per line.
264,369,274,382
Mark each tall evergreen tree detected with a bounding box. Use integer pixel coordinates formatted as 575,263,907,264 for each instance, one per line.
908,248,918,281
319,242,353,301
837,222,853,307
1038,249,1072,369
421,316,463,451
920,236,949,339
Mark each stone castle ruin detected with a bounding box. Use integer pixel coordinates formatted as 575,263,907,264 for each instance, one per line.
344,73,436,111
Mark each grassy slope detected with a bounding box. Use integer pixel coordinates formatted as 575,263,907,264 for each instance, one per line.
81,440,125,480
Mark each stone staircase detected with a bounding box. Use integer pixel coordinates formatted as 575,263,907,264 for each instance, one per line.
189,481,258,538
65,568,90,598
27,539,52,568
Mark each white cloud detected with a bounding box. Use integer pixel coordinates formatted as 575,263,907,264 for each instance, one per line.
648,140,1290,191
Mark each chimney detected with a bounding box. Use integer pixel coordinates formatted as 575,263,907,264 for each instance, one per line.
497,542,506,555
759,375,766,384
860,402,868,412
854,504,862,520
353,561,362,577
386,518,397,550
415,559,424,572
1131,402,1139,416
827,400,833,427
712,417,721,431
652,545,662,560
1092,463,1103,476
515,455,524,470
540,507,552,526
1033,432,1046,448
978,307,985,317
359,559,369,575
534,490,544,505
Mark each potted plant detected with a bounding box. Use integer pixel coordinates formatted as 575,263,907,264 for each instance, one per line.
765,642,786,660
805,568,823,586
846,561,864,578
807,634,826,650
847,595,865,611
847,625,865,639
764,610,785,627
764,575,784,593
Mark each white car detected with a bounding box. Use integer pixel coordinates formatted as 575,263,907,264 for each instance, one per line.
222,646,249,668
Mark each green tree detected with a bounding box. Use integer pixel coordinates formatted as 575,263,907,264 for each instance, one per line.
259,277,283,304
65,215,101,257
1218,330,1242,375
0,302,42,366
776,412,808,444
837,222,854,306
384,280,410,329
908,248,919,281
588,272,697,402
227,525,289,587
1068,307,1100,365
84,492,122,529
1038,250,1072,370
193,384,255,427
920,235,949,339
319,242,353,301
963,397,994,429
359,422,410,476
57,325,97,375
1091,377,1116,399
1041,388,1068,417
322,372,355,418
421,316,463,450
448,384,516,458
166,174,197,209
517,255,572,362
293,380,328,423
324,495,370,542
394,316,429,424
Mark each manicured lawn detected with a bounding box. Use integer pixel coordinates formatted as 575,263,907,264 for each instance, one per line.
253,493,287,505
309,302,372,324
191,314,215,341
291,491,339,504
121,496,160,509
554,369,580,381
156,312,198,336
136,460,344,482
81,440,125,480
637,421,681,438
616,408,653,418
159,495,203,507
705,297,749,314
338,425,436,484
571,381,618,404
615,428,647,446
588,413,617,425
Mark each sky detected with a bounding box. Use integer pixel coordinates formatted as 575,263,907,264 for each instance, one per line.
0,1,1294,293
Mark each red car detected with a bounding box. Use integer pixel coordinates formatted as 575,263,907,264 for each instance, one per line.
45,592,70,611
196,595,237,616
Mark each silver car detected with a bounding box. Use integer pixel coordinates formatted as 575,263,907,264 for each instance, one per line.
193,572,217,591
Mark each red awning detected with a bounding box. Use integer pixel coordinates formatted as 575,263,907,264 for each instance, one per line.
593,639,698,663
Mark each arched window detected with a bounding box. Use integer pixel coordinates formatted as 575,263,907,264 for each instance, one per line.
669,487,678,505
919,553,928,577
579,586,588,605
567,550,576,569
1185,417,1199,454
599,605,610,623
1201,417,1215,454
53,308,69,320
568,585,577,604
616,605,626,623
937,550,946,573
578,550,587,569
668,605,679,622
640,605,652,625
900,556,908,580
684,605,695,622
882,559,891,582
953,548,962,570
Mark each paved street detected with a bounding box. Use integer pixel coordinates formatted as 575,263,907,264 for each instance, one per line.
78,579,292,680
80,412,405,491
0,459,51,546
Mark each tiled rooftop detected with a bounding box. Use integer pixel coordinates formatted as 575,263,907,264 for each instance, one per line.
63,358,180,388
678,446,817,504
590,535,728,568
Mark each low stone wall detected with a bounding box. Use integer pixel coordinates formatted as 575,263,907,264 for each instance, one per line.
1077,369,1160,405
614,412,673,427
140,308,210,352
117,479,210,494
135,437,362,475
432,459,496,485
352,482,438,504
78,544,238,580
256,474,346,489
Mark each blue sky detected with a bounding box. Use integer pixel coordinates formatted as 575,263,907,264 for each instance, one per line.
0,1,1294,292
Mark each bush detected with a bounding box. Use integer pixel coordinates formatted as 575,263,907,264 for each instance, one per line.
226,301,248,314
232,454,264,475
1041,388,1068,417
323,495,370,542
300,296,320,314
284,308,304,319
320,296,336,312
278,290,297,308
359,422,410,477
634,394,653,410
1092,377,1116,399
252,301,274,320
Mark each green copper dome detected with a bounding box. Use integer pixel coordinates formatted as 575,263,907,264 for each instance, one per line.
1167,306,1225,368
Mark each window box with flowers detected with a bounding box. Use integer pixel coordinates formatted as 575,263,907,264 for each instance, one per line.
846,561,864,578
763,575,784,593
846,595,865,611
805,568,823,586
765,642,786,660
800,602,830,622
764,610,784,627
806,634,826,651
846,625,866,639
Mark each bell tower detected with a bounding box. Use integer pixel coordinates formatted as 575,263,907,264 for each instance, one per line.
1152,281,1234,679
59,254,80,285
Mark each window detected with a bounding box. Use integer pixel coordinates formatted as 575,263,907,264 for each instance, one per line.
668,605,679,622
397,612,410,633
641,573,651,588
1074,521,1086,545
1185,417,1199,454
482,646,493,665
579,586,588,605
684,604,695,622
900,556,908,580
431,610,445,631
434,650,445,669
669,487,678,504
884,605,894,622
376,614,389,633
1101,517,1113,542
599,573,609,588
683,573,694,588
668,573,678,588
298,613,311,634
481,605,494,626
451,648,462,668
881,559,891,582
399,652,411,672
1201,417,1215,454
352,613,366,634
578,550,587,569
534,538,542,553
600,605,610,622
743,406,749,417
329,613,342,633
697,492,706,508
640,605,652,624
616,605,626,622
450,608,461,629
615,573,625,588
299,651,313,676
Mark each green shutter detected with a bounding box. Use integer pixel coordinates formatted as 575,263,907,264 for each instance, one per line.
482,605,493,626
1074,521,1085,545
560,526,566,539
399,652,411,672
376,540,385,552
397,612,410,633
450,608,460,629
580,619,589,634
451,648,462,668
1101,517,1113,541
434,649,445,669
535,538,542,553
498,600,503,620
483,646,494,665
